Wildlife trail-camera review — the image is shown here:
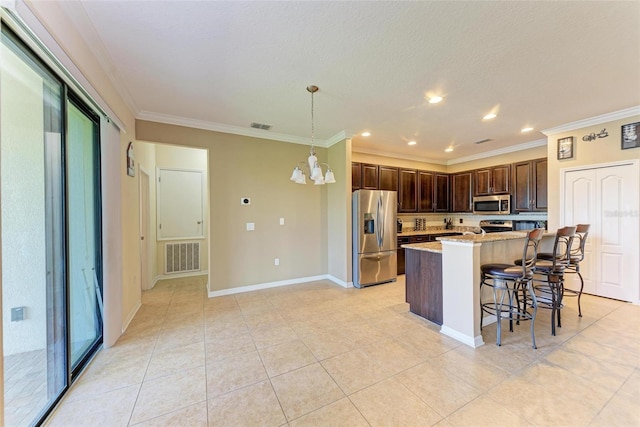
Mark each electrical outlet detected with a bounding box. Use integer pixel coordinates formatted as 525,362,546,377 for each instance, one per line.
460,218,463,224
274,258,280,266
279,218,285,225
246,222,255,231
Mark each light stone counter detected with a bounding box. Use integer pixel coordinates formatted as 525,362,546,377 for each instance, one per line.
401,242,442,253
397,228,463,237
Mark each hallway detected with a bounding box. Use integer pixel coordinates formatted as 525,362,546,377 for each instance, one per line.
46,275,639,426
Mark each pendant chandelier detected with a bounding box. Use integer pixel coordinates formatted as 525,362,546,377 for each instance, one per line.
290,85,336,185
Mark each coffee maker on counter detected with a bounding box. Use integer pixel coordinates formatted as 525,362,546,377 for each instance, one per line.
397,218,403,233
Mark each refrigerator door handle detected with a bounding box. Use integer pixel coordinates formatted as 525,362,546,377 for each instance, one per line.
376,196,384,249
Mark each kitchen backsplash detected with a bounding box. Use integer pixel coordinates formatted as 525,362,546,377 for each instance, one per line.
397,212,547,232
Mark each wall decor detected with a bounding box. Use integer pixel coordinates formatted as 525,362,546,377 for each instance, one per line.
126,141,135,177
582,128,608,142
621,122,640,150
557,136,574,160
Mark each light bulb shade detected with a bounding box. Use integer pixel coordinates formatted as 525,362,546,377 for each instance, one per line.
324,169,336,183
310,164,323,181
313,176,325,185
308,153,318,175
295,171,306,184
290,166,302,182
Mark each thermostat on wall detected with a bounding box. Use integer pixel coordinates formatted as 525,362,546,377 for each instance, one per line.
241,197,251,205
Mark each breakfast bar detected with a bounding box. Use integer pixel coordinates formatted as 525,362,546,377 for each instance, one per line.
403,231,554,347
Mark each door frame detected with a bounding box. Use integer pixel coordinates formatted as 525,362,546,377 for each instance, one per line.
139,166,151,291
560,159,640,303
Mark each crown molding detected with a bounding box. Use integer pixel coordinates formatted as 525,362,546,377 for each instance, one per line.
325,130,348,147
353,147,448,165
136,111,342,147
446,138,547,165
541,106,640,136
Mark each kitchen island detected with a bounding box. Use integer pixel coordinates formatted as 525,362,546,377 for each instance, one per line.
403,231,553,347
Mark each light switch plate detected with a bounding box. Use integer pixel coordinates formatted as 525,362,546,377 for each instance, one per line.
279,218,285,225
246,222,255,231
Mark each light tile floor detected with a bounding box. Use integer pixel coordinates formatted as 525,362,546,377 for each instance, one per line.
46,275,640,426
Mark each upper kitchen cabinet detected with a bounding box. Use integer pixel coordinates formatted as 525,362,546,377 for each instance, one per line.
352,162,362,191
399,169,418,212
378,165,399,192
418,171,449,212
512,158,547,212
474,164,510,196
451,171,473,212
361,163,379,190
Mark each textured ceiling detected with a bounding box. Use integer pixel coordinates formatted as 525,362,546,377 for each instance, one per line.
58,1,640,163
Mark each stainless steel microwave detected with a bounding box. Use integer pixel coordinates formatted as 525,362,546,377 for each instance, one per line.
473,195,510,215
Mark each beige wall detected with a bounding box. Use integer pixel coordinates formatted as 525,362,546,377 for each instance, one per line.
545,114,640,230
446,145,547,173
327,139,351,284
352,152,447,172
354,145,547,174
136,120,333,291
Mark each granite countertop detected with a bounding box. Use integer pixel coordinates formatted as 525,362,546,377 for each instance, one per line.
397,228,463,237
401,242,442,253
437,230,531,243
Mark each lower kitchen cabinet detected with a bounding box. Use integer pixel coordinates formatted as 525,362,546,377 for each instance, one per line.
397,236,410,275
405,248,443,325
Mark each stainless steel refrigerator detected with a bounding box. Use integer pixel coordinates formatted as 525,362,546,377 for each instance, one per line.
352,190,397,288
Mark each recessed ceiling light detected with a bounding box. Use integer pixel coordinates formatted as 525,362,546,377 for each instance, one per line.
428,96,443,104
483,113,497,120
521,127,534,133
361,131,371,137
408,141,417,146
444,146,454,152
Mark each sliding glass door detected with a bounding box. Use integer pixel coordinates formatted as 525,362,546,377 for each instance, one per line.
67,98,102,373
1,24,102,426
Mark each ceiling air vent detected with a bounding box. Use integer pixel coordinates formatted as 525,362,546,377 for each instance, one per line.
250,122,272,131
474,138,492,145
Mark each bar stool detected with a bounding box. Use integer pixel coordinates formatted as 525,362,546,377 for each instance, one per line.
480,228,545,348
537,224,590,317
530,226,576,336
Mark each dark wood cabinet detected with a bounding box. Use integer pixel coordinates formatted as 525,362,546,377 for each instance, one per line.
474,164,510,196
378,166,399,192
417,171,434,212
451,171,473,212
513,158,547,212
418,172,450,212
398,169,418,212
405,248,443,325
397,236,410,275
434,174,450,212
361,163,378,190
351,162,362,191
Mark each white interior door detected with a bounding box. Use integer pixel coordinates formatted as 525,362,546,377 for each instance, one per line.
563,161,639,302
563,168,597,294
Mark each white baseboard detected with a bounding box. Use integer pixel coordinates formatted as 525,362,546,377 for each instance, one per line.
208,274,347,298
440,325,485,348
121,301,142,334
150,270,209,289
327,275,352,288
